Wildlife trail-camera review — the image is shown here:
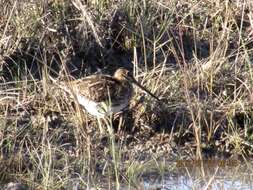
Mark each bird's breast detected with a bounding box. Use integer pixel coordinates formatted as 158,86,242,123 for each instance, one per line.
76,94,130,118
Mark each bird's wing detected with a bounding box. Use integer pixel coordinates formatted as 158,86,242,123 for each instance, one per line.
71,75,129,104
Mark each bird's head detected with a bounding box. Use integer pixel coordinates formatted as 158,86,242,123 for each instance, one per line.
113,68,161,101
113,68,132,81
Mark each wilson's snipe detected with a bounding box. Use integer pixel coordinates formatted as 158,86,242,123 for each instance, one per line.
50,68,160,118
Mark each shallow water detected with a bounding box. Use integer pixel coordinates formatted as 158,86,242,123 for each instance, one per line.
122,160,253,190
140,175,253,190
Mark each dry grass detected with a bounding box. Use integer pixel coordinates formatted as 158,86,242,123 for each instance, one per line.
1,0,253,189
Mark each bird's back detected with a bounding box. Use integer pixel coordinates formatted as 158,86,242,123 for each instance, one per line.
70,74,133,106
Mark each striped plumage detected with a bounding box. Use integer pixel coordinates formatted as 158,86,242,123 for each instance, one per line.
54,68,133,118
51,68,160,118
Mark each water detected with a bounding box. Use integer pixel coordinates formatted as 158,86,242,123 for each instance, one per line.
141,175,253,190
122,160,253,190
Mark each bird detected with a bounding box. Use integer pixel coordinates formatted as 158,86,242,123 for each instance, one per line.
50,68,160,119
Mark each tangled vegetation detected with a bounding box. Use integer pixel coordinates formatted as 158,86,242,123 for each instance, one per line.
1,0,253,189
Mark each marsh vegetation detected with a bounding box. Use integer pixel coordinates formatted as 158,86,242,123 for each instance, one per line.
1,0,253,189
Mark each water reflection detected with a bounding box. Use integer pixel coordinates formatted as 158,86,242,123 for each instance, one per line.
141,175,253,190
123,160,253,190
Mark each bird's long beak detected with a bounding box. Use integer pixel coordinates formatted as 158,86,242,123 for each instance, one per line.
126,75,161,102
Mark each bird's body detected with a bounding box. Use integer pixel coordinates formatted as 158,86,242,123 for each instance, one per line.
54,69,133,118
51,68,160,119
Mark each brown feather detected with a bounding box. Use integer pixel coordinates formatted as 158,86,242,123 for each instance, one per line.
69,74,133,105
